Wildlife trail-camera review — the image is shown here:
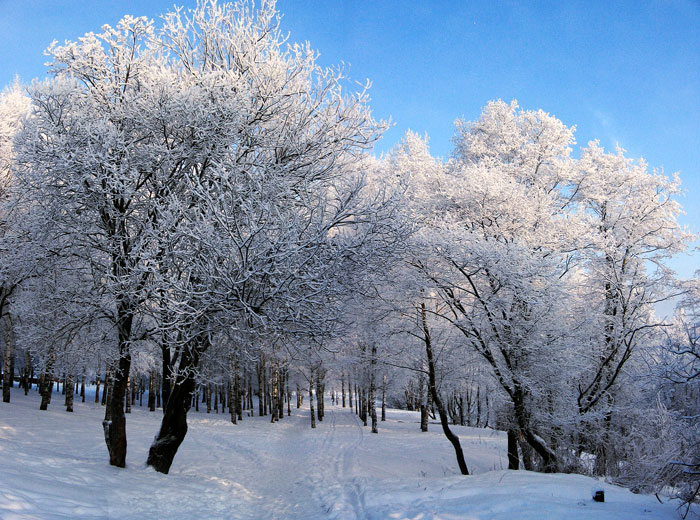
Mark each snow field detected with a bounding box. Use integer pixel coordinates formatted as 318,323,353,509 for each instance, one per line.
0,390,686,519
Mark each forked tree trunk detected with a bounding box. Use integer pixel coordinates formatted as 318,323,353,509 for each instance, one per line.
147,342,201,474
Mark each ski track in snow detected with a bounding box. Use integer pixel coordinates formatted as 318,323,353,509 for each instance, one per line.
0,390,691,520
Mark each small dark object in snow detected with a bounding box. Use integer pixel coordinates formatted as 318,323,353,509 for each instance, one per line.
593,490,605,502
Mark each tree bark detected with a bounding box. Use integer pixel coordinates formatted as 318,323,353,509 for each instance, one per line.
370,345,378,434
39,349,56,411
2,314,15,403
341,373,346,407
270,364,279,423
102,302,134,468
421,302,469,475
507,429,520,470
65,373,75,412
161,345,172,410
148,370,156,411
381,374,386,421
147,339,202,474
309,369,316,429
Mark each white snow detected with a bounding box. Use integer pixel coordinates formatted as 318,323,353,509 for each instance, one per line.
0,391,688,519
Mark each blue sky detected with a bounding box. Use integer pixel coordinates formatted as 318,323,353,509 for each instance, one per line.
1,0,699,277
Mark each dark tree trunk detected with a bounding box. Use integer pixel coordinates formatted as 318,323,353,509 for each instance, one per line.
228,378,237,424
309,369,316,429
270,364,279,423
148,370,156,411
278,368,285,420
125,375,132,414
287,376,291,417
39,350,56,411
147,341,202,474
161,345,171,410
2,314,15,403
235,358,242,421
316,371,324,422
102,303,134,468
381,374,386,422
370,345,378,434
21,350,31,395
507,429,520,470
65,373,75,412
101,365,110,406
421,303,469,475
341,373,346,407
257,358,264,417
512,387,558,473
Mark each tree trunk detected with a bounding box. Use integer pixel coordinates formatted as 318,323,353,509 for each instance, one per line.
147,339,202,474
341,373,346,407
257,358,264,417
228,378,237,424
102,365,110,406
370,345,378,433
148,371,156,411
421,302,469,475
381,374,387,422
102,302,134,468
278,368,285,420
316,371,324,422
39,349,56,411
65,373,75,412
125,375,132,414
287,376,291,417
309,369,316,429
507,429,520,470
2,314,14,403
271,364,279,423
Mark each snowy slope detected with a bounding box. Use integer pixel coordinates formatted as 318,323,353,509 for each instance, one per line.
0,391,687,519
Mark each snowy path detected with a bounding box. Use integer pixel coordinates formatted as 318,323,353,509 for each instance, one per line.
0,391,688,519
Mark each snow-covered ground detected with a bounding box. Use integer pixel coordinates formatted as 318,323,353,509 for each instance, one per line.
0,390,688,519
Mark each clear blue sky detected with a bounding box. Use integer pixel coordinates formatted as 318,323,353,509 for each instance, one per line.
1,0,699,277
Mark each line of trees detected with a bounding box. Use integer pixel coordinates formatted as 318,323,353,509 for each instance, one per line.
0,0,697,505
